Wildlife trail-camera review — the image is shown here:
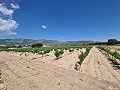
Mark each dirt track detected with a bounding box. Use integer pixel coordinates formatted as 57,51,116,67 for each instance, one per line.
0,47,120,90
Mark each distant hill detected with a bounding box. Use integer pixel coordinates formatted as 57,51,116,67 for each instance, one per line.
0,38,97,46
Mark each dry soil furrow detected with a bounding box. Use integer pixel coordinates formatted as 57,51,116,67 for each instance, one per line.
0,57,77,90
0,55,96,90
98,50,120,83
1,58,79,90
52,50,80,70
80,48,93,74
96,50,118,83
80,46,120,83
0,58,101,90
0,52,88,90
0,50,81,71
1,50,120,90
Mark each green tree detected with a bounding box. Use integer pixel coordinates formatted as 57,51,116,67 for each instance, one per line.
31,43,43,48
108,39,118,45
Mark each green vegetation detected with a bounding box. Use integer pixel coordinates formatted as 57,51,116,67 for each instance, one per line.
31,43,43,48
68,48,74,53
0,45,92,60
0,46,9,51
38,51,45,57
108,39,120,45
91,39,120,45
0,46,88,52
78,52,85,63
98,46,120,60
78,47,92,64
54,49,64,60
0,70,4,84
0,71,1,79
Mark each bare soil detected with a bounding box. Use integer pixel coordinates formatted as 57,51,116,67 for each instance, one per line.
80,46,120,83
0,47,120,90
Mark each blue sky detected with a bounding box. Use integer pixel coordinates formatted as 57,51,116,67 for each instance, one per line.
0,0,120,41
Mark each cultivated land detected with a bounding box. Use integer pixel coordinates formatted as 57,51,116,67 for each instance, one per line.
80,46,120,83
107,46,120,54
0,46,120,90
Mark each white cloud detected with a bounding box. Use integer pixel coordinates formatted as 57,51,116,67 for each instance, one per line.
0,18,18,35
11,3,20,9
0,3,14,17
42,25,47,29
0,3,19,36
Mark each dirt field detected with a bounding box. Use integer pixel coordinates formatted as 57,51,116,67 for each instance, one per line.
0,47,120,90
80,46,120,83
107,46,120,54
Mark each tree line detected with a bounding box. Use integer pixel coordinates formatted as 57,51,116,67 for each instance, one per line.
91,39,120,45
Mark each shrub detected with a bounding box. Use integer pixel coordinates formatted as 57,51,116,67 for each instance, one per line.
54,51,60,58
69,48,74,53
78,52,85,64
98,46,120,60
59,49,64,55
44,49,51,56
31,43,43,48
54,49,64,60
45,50,50,53
78,47,92,64
38,51,45,57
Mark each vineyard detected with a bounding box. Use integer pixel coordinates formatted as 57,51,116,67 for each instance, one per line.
98,46,120,70
0,46,120,90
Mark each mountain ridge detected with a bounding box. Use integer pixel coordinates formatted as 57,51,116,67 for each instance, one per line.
0,38,98,46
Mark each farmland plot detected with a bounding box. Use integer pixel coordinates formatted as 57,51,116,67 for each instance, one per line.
107,46,120,54
0,47,120,90
80,46,120,83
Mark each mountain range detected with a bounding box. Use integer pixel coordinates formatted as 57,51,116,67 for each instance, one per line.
0,38,98,46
